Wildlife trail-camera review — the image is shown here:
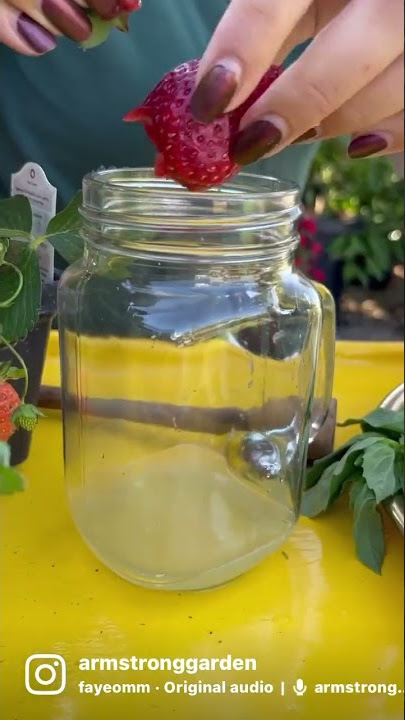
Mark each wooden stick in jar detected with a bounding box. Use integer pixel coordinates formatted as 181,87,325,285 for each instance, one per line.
38,385,337,461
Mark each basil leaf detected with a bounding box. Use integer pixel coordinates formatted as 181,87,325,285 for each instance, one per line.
303,437,384,518
305,432,382,489
301,462,340,517
0,195,32,233
362,441,397,504
0,244,41,342
352,484,385,574
340,408,404,436
0,465,25,494
349,477,366,509
394,454,404,493
46,191,84,265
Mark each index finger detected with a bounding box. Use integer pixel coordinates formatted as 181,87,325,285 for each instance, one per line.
192,0,313,122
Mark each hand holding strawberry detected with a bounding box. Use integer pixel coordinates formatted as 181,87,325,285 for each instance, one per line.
124,60,282,191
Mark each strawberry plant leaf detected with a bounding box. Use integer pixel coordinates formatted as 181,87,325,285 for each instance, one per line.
45,191,84,265
361,441,397,504
352,484,385,574
0,244,41,343
0,229,32,241
0,465,25,494
0,362,25,381
0,238,9,262
0,441,11,467
0,195,32,233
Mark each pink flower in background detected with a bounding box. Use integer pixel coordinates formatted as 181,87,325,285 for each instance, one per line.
299,217,318,235
297,214,326,284
311,242,323,256
311,267,327,283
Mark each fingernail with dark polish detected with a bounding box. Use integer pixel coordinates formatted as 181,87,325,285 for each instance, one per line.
17,13,57,53
292,128,318,144
348,134,388,159
87,0,118,20
191,64,239,123
231,120,283,165
42,0,92,42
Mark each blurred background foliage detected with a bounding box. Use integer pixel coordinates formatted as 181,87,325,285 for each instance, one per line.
303,139,404,287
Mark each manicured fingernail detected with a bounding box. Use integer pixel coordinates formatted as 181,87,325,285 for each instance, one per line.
348,134,388,159
17,13,57,53
230,118,284,165
191,62,240,123
292,128,319,144
42,0,92,42
87,0,118,20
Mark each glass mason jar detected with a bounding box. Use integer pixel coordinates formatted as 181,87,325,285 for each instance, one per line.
58,168,335,591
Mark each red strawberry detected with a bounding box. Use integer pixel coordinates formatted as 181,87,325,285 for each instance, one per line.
0,381,20,442
123,59,282,191
92,0,141,20
119,0,141,11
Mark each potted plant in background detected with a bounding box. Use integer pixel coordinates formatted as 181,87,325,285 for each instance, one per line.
303,138,404,305
0,193,83,490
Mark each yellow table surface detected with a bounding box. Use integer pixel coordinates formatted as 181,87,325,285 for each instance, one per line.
1,335,404,720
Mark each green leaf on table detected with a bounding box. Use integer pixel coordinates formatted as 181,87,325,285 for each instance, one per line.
394,454,404,493
0,244,41,343
0,195,32,233
305,432,382,489
352,484,385,574
0,465,25,494
340,408,404,437
302,461,341,517
45,191,84,265
361,441,397,504
303,437,384,518
349,477,366,509
0,441,11,467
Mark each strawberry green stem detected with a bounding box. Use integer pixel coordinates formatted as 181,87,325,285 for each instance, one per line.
0,334,29,401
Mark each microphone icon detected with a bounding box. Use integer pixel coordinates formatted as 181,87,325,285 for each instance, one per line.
293,679,307,696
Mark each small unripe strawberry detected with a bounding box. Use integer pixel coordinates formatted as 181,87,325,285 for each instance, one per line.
12,404,43,433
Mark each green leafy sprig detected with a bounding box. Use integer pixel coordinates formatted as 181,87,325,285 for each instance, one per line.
0,192,83,493
302,407,404,574
0,193,83,343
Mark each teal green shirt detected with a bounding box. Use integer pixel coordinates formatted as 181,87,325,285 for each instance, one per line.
0,0,317,208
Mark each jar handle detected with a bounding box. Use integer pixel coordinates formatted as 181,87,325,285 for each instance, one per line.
309,282,336,443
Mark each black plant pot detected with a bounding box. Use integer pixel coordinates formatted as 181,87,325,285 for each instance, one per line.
1,283,57,466
314,217,365,326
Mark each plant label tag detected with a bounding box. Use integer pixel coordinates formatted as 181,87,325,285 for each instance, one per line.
11,162,57,283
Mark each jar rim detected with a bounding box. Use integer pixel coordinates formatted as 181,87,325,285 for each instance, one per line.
83,167,300,201
81,168,302,259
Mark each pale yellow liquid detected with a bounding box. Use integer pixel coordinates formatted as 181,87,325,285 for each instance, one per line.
69,444,296,590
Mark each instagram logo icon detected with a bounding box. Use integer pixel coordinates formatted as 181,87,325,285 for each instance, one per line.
25,654,66,695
